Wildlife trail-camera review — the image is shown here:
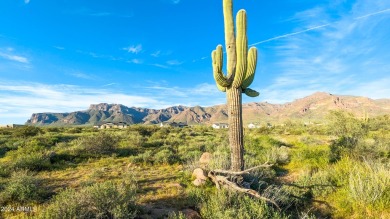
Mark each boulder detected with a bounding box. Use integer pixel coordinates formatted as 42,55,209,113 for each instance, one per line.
192,168,207,180
199,152,212,165
192,178,206,187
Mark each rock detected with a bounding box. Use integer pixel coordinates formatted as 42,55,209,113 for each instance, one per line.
199,152,212,165
192,178,206,187
192,168,207,180
181,209,201,219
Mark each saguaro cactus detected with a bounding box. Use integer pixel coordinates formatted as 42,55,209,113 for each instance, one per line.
212,0,259,171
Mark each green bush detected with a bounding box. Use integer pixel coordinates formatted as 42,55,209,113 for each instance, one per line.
197,190,285,219
76,132,119,155
154,147,180,165
0,170,47,204
12,126,44,138
127,125,158,137
129,150,154,165
39,180,138,219
6,142,51,171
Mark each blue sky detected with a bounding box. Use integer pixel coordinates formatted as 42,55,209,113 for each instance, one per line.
0,0,389,124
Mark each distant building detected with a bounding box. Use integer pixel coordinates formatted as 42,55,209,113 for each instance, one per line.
160,122,188,128
0,124,24,129
97,122,128,129
248,123,260,129
212,123,229,129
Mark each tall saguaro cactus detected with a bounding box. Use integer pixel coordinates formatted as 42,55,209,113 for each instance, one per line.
212,0,259,171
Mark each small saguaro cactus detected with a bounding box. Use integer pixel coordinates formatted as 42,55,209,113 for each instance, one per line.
212,0,259,171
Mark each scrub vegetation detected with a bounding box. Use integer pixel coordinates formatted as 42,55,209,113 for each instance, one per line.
0,111,389,218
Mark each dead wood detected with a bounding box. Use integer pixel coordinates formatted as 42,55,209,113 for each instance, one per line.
208,167,281,211
212,163,274,176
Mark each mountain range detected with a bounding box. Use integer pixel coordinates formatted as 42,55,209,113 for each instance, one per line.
26,92,390,126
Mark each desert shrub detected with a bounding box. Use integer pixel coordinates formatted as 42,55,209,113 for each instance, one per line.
6,142,51,171
368,115,390,131
327,111,367,143
12,126,44,138
66,127,83,133
120,131,146,148
39,180,137,219
326,158,390,218
142,139,164,148
129,150,154,165
149,127,171,141
327,111,368,162
45,127,63,133
347,162,390,210
197,190,286,219
0,163,11,177
75,132,119,155
290,143,329,171
127,125,159,137
0,170,47,204
154,147,180,165
297,169,337,198
243,135,291,168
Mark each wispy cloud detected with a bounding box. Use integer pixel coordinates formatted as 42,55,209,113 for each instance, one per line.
256,0,390,104
151,63,169,69
103,83,116,87
250,6,390,46
0,81,226,124
0,51,29,64
70,72,95,80
128,59,143,64
66,8,133,18
53,46,65,50
0,81,164,123
123,44,142,54
24,0,30,4
151,50,161,57
166,60,183,65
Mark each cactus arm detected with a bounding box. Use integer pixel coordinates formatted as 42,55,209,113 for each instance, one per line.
216,83,227,92
223,0,236,80
212,46,229,87
243,88,259,97
242,47,257,89
232,10,248,88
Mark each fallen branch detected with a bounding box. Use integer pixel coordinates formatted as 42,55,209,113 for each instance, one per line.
208,171,281,211
212,163,274,176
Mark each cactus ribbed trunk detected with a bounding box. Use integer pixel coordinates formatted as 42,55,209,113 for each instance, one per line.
212,0,259,172
227,87,244,171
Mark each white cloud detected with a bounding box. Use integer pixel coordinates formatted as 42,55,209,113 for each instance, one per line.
255,0,390,104
0,81,227,124
151,51,161,57
0,81,164,124
123,44,142,54
128,59,143,64
0,52,29,63
151,63,169,69
54,46,65,50
70,72,95,80
166,60,183,65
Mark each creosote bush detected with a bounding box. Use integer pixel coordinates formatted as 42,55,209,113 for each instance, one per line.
39,180,138,219
194,190,286,219
0,170,47,205
75,132,119,155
